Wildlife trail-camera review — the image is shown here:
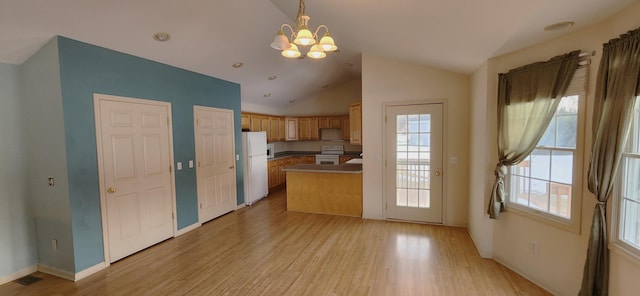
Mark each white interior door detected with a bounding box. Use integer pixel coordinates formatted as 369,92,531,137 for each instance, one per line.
194,106,237,223
95,94,175,263
385,103,443,223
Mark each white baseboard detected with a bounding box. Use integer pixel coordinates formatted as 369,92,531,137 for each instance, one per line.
468,232,493,258
236,203,246,210
38,264,74,281
0,265,37,285
176,222,201,237
74,262,106,281
492,256,558,296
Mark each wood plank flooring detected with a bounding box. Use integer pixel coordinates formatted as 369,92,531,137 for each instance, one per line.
0,188,551,295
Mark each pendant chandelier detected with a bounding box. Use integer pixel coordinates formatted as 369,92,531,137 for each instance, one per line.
270,0,337,59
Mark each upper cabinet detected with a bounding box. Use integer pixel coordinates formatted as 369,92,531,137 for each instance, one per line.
242,111,354,143
299,117,319,140
341,116,350,140
241,113,251,130
349,103,362,145
285,117,299,141
318,116,342,129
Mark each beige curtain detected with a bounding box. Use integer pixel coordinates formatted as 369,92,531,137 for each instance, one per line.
488,51,580,219
580,28,640,296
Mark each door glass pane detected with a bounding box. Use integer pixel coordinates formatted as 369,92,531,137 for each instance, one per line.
396,114,431,208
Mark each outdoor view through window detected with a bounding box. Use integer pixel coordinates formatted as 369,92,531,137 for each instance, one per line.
619,96,640,250
509,95,578,219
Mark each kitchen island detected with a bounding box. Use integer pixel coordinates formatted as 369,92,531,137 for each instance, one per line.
282,164,363,217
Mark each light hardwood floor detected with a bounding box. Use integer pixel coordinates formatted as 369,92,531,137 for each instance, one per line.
1,189,551,295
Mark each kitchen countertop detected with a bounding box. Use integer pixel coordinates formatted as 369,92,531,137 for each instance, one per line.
282,163,363,174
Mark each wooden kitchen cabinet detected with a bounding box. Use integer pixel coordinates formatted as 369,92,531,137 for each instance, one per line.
250,114,262,132
318,116,342,129
278,117,286,141
303,156,316,164
270,117,280,142
285,117,299,141
278,158,291,185
268,157,293,190
341,116,350,140
339,156,355,164
268,159,279,189
349,102,362,145
241,113,251,130
299,117,319,140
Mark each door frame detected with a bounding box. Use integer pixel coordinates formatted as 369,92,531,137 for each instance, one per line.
382,99,449,224
93,93,178,266
193,105,238,224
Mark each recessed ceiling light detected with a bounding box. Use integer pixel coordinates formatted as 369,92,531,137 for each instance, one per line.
264,93,271,97
232,62,244,68
544,21,575,31
153,32,171,42
268,75,277,80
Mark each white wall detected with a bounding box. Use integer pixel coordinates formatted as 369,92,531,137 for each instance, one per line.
0,63,37,282
361,53,470,226
468,61,493,258
469,2,640,295
241,79,362,116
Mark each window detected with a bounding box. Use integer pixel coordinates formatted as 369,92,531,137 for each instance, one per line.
506,66,587,232
615,96,640,255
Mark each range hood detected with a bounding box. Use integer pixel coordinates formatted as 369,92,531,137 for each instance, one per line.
320,128,342,141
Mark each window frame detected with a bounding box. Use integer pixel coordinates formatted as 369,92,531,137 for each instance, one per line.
611,96,640,262
504,66,587,234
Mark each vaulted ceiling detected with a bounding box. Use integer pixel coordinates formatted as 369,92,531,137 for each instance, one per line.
1,0,637,108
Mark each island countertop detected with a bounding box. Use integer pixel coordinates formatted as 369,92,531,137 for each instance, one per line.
282,163,363,174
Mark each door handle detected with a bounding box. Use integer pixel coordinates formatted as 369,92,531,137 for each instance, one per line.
107,187,117,193
434,169,442,176
229,165,235,169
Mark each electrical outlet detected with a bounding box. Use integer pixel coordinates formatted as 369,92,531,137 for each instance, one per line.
48,177,55,186
529,241,539,255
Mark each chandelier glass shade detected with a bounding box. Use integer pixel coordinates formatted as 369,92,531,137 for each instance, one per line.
270,0,337,59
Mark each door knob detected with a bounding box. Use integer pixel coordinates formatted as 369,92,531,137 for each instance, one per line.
434,170,442,176
229,165,235,169
107,187,117,193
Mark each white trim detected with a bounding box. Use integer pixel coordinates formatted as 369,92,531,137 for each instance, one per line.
381,98,448,224
93,93,178,265
610,243,640,267
175,222,201,237
0,265,37,285
74,262,107,281
492,256,557,296
468,233,493,258
236,203,246,210
37,264,74,281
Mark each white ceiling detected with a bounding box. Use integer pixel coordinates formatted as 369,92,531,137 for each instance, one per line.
0,0,637,108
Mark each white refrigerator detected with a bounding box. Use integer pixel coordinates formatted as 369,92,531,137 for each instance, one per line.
242,131,269,206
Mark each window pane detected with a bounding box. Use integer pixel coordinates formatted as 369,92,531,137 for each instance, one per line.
550,182,571,218
530,150,550,180
510,174,530,206
530,179,549,211
407,115,420,132
557,95,579,115
623,157,640,202
621,199,640,249
397,115,407,133
556,115,577,148
419,114,431,132
539,117,556,147
551,151,573,184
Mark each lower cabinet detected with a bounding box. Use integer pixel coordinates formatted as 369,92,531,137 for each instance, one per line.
268,157,294,190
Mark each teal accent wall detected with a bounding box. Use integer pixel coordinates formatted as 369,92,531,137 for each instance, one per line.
20,38,76,274
0,63,38,277
55,37,243,272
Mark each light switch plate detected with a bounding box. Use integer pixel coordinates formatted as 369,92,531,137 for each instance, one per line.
177,162,182,170
189,160,194,168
